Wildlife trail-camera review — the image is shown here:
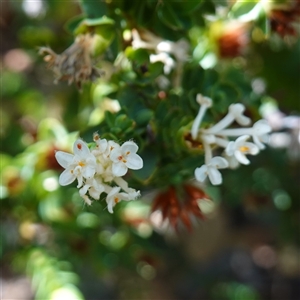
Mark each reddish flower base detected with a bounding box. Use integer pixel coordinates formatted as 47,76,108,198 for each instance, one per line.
152,185,210,231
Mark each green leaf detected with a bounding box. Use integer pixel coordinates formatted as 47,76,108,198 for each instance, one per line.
125,47,150,66
84,17,115,27
79,0,107,19
135,109,154,126
229,0,258,18
104,111,115,128
74,16,115,35
133,147,159,183
64,15,85,34
175,1,203,15
256,7,270,37
158,3,185,30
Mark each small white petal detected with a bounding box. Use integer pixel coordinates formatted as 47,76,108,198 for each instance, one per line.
245,142,259,155
79,184,90,196
194,165,208,182
235,135,250,145
73,139,91,158
107,201,114,213
210,156,229,169
253,120,272,135
208,167,223,185
83,165,96,179
76,174,83,188
59,169,76,186
121,141,138,154
89,184,104,199
235,150,250,165
126,153,143,170
110,148,122,163
112,162,128,177
226,141,236,156
107,186,121,197
55,151,74,168
106,186,121,213
253,135,266,149
96,138,108,153
106,141,120,155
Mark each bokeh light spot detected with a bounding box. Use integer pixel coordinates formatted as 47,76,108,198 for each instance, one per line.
43,177,59,192
273,190,291,210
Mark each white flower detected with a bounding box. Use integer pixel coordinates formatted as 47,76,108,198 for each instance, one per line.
106,187,129,213
110,141,143,177
225,135,259,165
252,120,271,149
55,139,97,187
195,156,229,185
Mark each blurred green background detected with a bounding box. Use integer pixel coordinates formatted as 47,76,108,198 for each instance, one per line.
1,0,299,299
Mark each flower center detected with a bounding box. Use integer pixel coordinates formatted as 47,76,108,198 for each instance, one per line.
118,155,127,163
239,146,249,152
114,197,119,204
78,161,85,167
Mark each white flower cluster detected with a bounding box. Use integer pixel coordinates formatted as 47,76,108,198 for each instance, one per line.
191,94,271,185
55,134,143,213
131,29,189,74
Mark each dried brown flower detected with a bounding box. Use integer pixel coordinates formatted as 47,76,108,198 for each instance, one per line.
39,34,103,89
152,185,209,231
270,0,300,37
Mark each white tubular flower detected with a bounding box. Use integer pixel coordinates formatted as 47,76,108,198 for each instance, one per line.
252,120,271,149
204,103,250,134
55,139,97,187
216,120,271,150
110,141,143,177
150,52,175,74
191,94,212,139
106,187,129,213
225,135,259,165
195,156,229,185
